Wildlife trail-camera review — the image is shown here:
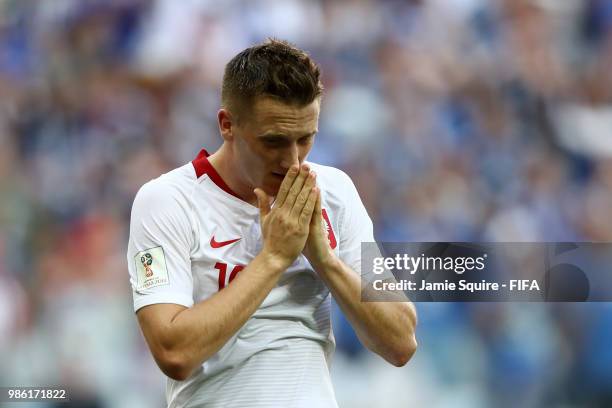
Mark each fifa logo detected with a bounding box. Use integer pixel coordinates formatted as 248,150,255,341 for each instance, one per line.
141,253,154,277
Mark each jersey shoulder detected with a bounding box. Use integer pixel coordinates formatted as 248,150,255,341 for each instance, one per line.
131,163,197,217
308,162,353,187
306,161,355,199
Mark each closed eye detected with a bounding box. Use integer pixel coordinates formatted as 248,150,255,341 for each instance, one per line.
259,132,317,148
260,137,288,148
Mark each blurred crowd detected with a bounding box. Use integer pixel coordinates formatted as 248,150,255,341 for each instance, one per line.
1,0,612,407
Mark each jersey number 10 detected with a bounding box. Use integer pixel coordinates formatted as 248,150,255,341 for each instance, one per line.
215,262,245,290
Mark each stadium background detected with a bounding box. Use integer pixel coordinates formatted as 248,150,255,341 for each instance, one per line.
1,0,612,407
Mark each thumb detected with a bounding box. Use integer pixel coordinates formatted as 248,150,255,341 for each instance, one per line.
310,188,322,228
254,188,271,217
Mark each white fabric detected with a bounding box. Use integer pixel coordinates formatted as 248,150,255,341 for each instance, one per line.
127,152,374,408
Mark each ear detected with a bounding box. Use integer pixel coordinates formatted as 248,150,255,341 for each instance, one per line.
218,108,234,142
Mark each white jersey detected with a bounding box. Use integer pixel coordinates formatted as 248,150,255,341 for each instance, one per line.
127,149,374,408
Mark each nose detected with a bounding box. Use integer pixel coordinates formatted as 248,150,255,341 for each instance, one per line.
279,144,300,170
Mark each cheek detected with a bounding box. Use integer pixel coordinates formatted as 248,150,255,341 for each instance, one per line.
239,146,276,181
253,149,276,170
255,148,282,169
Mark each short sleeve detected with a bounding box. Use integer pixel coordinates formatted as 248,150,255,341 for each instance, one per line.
337,172,375,275
127,179,195,312
336,171,396,289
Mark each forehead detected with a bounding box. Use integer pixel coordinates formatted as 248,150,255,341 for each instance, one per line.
248,97,320,135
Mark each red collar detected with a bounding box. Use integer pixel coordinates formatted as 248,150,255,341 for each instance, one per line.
192,149,243,200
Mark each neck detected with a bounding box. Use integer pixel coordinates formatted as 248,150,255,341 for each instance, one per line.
208,144,257,205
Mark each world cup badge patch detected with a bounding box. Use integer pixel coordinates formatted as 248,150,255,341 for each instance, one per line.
321,209,337,249
134,246,169,291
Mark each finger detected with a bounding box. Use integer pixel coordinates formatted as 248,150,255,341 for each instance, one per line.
282,164,310,210
254,188,271,218
300,186,318,226
310,188,322,228
291,171,317,217
274,166,299,208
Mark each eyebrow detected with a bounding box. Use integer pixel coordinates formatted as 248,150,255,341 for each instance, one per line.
258,131,317,139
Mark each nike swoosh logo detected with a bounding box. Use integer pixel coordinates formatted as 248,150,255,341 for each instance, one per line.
210,236,241,248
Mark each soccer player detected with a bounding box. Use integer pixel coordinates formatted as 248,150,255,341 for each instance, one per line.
127,39,417,408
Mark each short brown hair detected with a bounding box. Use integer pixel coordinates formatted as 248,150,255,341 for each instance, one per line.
221,38,323,122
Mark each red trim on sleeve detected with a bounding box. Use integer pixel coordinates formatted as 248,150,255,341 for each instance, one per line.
192,149,243,200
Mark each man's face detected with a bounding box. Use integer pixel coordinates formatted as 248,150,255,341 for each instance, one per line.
231,96,320,197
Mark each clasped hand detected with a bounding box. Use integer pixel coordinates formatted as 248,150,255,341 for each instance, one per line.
254,164,334,270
